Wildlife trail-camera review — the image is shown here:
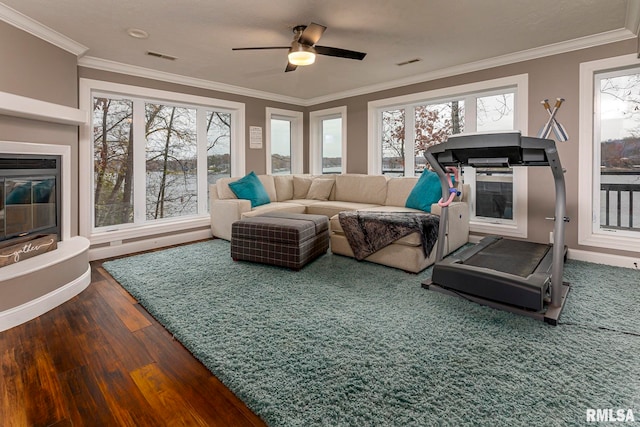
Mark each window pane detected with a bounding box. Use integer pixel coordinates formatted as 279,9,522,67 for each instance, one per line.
271,119,291,174
93,97,134,228
477,94,514,132
475,168,513,220
474,94,514,220
322,117,342,174
145,104,197,220
206,110,232,184
598,72,640,232
382,109,405,176
415,101,465,174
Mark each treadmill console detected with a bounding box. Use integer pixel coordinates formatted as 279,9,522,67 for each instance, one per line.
428,132,555,167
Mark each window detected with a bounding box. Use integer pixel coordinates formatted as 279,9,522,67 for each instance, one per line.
368,75,528,237
579,54,640,252
79,79,245,243
266,108,303,174
310,106,347,174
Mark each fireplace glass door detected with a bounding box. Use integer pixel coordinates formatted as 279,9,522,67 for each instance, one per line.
0,156,60,243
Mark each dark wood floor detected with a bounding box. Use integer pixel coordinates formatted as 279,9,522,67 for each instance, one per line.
0,260,266,427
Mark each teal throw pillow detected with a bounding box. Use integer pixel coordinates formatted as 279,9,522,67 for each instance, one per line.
405,169,442,212
228,171,271,208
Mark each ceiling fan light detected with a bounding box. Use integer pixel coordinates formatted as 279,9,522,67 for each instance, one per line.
288,43,316,66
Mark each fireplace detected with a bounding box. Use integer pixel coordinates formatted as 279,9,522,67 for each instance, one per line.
0,141,90,333
0,155,61,244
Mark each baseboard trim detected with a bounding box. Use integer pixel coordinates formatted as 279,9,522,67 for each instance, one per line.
567,248,640,270
89,229,212,261
0,266,91,332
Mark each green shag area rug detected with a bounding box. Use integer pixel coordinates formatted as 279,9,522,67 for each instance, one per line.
103,240,640,427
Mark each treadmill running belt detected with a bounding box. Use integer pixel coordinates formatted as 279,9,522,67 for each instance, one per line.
464,239,551,278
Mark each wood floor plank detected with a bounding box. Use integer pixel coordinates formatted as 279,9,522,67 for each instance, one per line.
1,346,28,427
93,278,152,332
40,308,88,374
58,365,120,427
76,328,162,427
20,327,70,427
96,265,139,304
131,363,209,426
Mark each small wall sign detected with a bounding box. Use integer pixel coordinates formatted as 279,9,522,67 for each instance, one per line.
249,126,263,149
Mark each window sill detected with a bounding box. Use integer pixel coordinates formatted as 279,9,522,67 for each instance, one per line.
89,215,211,245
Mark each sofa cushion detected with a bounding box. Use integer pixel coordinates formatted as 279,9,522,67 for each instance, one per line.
306,178,335,201
385,177,419,207
405,170,442,212
293,176,314,199
241,201,306,218
335,174,388,204
228,171,271,208
216,176,240,200
257,174,277,202
306,201,380,218
274,175,294,201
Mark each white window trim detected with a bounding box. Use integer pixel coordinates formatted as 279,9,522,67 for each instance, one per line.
578,53,640,253
367,74,529,238
309,106,347,174
265,107,303,174
78,78,245,244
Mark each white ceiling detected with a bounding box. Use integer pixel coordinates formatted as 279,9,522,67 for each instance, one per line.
1,0,639,104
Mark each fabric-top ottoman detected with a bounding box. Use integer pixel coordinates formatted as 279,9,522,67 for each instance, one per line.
231,212,329,270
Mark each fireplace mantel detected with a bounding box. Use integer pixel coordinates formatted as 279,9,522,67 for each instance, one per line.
0,90,87,125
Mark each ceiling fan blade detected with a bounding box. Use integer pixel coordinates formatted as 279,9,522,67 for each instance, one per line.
315,45,367,60
285,62,297,72
232,46,290,51
299,23,326,45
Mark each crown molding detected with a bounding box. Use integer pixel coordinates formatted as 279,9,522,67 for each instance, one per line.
0,3,88,56
77,56,305,106
305,28,636,106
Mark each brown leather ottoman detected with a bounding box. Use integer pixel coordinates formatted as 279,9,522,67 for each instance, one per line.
230,212,329,270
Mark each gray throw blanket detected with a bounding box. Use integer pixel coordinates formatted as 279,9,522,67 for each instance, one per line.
338,211,440,261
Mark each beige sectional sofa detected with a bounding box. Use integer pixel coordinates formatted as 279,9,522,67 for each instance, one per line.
210,173,469,273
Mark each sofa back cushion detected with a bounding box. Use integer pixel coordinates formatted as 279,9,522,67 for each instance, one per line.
216,174,277,202
274,175,294,201
385,177,419,206
334,174,388,204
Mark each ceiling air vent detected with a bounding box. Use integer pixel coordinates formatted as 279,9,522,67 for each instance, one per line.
396,58,421,66
146,51,177,61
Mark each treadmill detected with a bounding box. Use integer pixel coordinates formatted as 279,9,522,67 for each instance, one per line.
422,132,570,325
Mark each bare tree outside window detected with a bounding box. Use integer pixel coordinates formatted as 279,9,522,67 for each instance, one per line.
381,109,405,176
145,104,198,220
93,97,134,227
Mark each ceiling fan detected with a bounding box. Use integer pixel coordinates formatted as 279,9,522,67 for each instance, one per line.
232,23,367,72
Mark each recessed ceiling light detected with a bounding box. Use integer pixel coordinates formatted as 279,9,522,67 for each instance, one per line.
127,28,149,39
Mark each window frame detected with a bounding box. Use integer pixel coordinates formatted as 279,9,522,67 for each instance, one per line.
265,107,303,174
79,78,245,245
578,53,640,252
309,106,347,174
367,74,529,238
